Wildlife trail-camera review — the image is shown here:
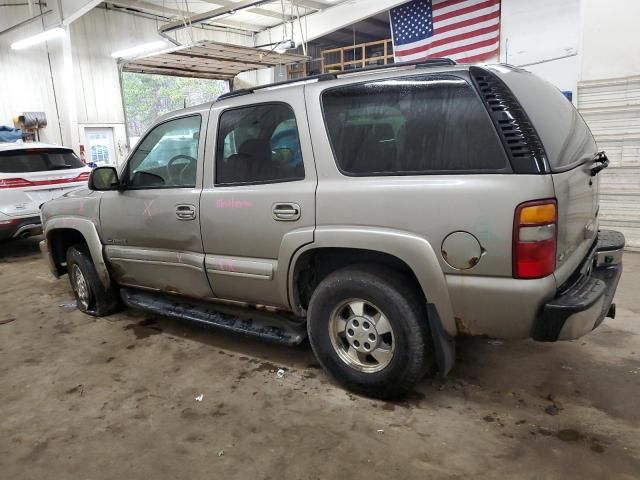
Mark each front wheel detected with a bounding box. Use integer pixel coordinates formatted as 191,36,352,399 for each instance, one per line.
307,265,435,399
66,245,121,316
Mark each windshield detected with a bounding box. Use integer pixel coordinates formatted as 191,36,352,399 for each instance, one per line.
0,148,85,173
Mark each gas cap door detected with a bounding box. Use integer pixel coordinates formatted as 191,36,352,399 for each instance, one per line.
441,231,483,270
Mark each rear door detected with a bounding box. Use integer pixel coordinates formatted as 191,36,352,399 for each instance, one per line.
0,148,90,217
99,112,213,298
199,88,317,309
495,68,600,284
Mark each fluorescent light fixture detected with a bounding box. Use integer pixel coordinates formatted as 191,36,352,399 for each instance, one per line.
111,40,167,59
10,27,65,50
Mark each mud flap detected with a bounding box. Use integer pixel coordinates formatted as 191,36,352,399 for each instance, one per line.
427,303,456,376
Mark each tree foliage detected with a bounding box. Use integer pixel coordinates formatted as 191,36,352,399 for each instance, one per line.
122,73,227,136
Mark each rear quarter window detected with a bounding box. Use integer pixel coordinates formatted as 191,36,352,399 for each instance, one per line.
491,67,598,172
0,148,84,173
321,74,508,175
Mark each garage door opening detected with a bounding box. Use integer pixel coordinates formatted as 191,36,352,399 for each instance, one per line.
121,72,227,147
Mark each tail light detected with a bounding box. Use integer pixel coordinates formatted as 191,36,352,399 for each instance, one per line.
0,178,33,189
513,199,557,279
0,172,89,189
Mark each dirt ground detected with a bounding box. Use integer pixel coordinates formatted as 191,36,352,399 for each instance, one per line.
1,237,639,480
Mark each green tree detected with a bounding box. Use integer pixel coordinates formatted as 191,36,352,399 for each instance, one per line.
122,73,226,137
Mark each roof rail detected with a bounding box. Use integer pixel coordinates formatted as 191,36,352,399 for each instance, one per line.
216,72,336,101
338,58,456,75
216,58,457,101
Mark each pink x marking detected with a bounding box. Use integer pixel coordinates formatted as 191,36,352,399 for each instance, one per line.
177,252,183,263
143,200,154,217
218,259,234,272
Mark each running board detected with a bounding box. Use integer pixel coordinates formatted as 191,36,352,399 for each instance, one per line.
120,288,307,346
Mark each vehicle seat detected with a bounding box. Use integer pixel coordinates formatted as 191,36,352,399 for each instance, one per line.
219,138,270,183
240,138,272,181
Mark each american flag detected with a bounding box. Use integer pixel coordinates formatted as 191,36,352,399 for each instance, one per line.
390,0,501,63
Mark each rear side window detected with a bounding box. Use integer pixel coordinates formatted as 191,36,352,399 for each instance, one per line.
0,148,84,173
321,74,508,175
216,103,305,185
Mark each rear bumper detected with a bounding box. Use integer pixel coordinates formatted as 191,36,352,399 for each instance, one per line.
532,230,624,341
0,215,42,241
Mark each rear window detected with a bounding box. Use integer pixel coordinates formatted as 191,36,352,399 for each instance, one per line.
0,148,84,173
492,67,598,172
321,74,508,175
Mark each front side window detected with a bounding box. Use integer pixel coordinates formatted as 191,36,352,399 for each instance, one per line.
321,75,508,175
127,115,201,188
215,104,305,185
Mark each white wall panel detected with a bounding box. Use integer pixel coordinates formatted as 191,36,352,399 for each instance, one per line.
580,0,640,82
0,7,64,144
499,0,580,102
500,0,579,66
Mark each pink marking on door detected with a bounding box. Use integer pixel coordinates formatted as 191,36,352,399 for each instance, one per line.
218,259,234,272
143,200,154,217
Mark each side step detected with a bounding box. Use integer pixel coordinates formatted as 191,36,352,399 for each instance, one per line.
120,288,307,346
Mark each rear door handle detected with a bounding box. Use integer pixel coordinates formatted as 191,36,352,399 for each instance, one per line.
176,204,196,220
272,203,300,221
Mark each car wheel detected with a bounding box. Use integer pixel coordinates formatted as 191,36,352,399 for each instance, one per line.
66,244,121,317
307,265,435,399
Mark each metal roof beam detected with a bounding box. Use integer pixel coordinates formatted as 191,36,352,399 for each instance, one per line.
199,0,295,21
255,0,404,46
159,0,272,33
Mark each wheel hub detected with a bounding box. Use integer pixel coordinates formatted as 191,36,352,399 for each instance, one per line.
328,299,395,373
345,316,379,353
71,264,90,309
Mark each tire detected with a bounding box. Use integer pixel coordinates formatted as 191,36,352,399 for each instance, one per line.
66,244,121,317
307,264,435,399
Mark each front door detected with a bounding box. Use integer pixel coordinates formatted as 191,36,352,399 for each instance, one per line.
100,112,213,299
200,91,317,309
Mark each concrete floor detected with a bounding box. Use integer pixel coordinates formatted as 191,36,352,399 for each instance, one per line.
1,237,639,480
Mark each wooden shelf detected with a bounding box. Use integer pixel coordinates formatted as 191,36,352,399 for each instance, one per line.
321,39,394,73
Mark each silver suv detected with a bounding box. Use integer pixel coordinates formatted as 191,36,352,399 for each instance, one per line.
40,60,624,398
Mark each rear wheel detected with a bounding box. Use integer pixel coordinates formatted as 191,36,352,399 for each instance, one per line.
66,245,121,317
307,265,435,399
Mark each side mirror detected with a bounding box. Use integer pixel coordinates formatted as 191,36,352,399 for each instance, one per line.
88,166,119,191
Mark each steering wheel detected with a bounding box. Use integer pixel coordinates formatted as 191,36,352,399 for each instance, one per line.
166,155,197,186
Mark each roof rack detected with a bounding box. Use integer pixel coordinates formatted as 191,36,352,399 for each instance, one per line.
217,72,335,101
216,58,457,101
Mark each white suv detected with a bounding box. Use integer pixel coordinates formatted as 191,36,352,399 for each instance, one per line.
0,142,91,241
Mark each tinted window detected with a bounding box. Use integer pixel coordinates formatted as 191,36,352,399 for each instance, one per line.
0,148,84,173
322,75,507,175
216,104,304,185
127,116,200,188
494,68,598,171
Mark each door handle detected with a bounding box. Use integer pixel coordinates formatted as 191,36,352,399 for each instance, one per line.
272,203,301,221
176,204,196,220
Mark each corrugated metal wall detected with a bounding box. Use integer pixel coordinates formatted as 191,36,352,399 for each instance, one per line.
579,76,640,251
0,7,64,144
